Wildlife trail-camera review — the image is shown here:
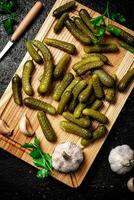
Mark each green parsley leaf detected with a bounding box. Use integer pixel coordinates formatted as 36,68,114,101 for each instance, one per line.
21,143,34,148
106,25,121,36
3,17,15,35
96,27,105,37
37,168,49,178
90,15,105,27
33,135,39,147
0,0,16,14
33,157,46,168
29,148,41,159
111,12,126,23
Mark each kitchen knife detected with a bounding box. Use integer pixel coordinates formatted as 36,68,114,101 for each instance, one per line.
0,1,43,61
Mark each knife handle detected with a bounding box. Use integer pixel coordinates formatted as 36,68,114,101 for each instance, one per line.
11,1,43,42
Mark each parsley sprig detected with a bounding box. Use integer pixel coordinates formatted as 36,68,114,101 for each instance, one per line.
0,0,17,35
22,136,53,178
90,1,126,42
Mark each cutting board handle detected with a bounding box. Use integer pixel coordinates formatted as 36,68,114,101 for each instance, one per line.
11,1,43,42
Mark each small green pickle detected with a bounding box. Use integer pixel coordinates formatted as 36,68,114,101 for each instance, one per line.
32,40,52,61
92,74,104,99
44,38,76,54
54,53,71,79
84,44,119,53
23,97,56,115
53,73,74,101
25,41,43,64
76,60,104,75
64,76,82,93
53,1,76,17
62,112,91,128
94,69,115,87
118,68,134,91
54,13,69,34
12,74,22,106
82,53,112,65
90,99,103,110
118,41,134,53
57,91,72,114
105,74,117,102
68,80,87,112
64,18,91,44
22,60,35,96
81,125,107,147
73,17,98,44
73,102,86,118
60,120,91,139
73,56,101,71
38,60,54,94
37,111,57,142
83,108,108,124
79,79,93,102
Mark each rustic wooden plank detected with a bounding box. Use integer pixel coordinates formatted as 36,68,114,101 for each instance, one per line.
0,0,134,188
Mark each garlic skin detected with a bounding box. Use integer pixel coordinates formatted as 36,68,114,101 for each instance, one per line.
108,145,134,175
19,113,34,137
52,142,84,173
0,120,13,137
127,177,134,192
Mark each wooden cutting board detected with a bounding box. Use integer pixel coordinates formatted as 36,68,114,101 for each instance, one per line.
0,0,134,188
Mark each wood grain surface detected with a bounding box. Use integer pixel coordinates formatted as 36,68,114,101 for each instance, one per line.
0,0,134,188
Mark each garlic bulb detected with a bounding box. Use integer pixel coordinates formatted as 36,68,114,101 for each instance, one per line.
0,120,13,137
127,177,134,192
108,145,134,174
19,113,34,137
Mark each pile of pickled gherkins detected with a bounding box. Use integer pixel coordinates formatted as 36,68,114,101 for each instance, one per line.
12,1,134,147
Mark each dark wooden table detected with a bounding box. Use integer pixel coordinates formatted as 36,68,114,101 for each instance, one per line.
0,0,134,199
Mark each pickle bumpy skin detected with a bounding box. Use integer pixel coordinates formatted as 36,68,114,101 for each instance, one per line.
83,108,108,124
60,120,91,139
25,41,43,64
62,112,91,128
54,13,69,34
53,73,74,101
57,91,72,114
44,38,77,55
12,74,22,106
37,111,57,142
92,74,104,99
90,99,103,110
73,102,86,118
64,18,91,44
23,97,56,115
84,44,119,53
82,53,112,65
53,1,76,17
22,60,35,96
118,68,134,91
79,79,93,102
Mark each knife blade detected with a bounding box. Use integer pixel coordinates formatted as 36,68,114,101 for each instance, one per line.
0,1,43,61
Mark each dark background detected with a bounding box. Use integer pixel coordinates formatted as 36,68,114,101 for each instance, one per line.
0,0,134,199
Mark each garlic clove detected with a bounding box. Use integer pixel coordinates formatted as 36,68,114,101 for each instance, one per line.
19,113,35,137
127,177,134,192
0,120,13,137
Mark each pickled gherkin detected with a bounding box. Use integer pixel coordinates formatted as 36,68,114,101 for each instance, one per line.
57,91,72,114
12,74,22,106
84,44,119,53
118,41,134,53
73,56,101,71
53,1,76,17
73,102,86,118
73,17,98,44
54,53,71,79
53,73,74,101
92,74,104,99
90,99,103,110
38,60,54,94
37,111,57,142
64,76,82,93
76,60,104,75
60,120,91,139
54,13,69,34
68,80,87,112
94,69,115,87
118,68,134,91
64,18,91,44
23,97,56,115
83,108,108,124
81,125,107,147
44,38,76,54
62,112,91,128
105,74,117,102
79,79,93,102
82,53,112,65
25,41,43,64
22,60,35,96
